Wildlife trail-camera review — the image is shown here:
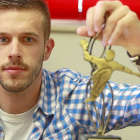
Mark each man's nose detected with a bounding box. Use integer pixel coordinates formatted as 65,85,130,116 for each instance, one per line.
8,39,22,60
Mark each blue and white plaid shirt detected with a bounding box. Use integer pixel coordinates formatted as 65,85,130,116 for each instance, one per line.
0,68,140,140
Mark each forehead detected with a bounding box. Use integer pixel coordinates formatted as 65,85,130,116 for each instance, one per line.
0,9,44,35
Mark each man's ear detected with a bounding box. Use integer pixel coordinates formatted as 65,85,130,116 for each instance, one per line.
44,38,55,61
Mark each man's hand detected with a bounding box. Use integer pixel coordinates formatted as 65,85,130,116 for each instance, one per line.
77,0,140,56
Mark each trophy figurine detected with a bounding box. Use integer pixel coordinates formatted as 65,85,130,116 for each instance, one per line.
78,13,140,140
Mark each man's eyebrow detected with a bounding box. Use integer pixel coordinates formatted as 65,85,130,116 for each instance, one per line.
22,32,39,37
0,33,8,35
0,32,39,37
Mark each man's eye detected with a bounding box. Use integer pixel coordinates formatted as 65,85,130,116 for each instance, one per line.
0,38,9,43
24,37,33,42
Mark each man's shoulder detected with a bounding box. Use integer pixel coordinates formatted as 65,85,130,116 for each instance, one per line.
42,68,89,82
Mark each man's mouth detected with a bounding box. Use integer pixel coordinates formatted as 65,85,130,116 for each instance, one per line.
4,66,26,74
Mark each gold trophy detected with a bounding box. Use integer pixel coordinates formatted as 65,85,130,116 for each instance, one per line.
78,13,140,140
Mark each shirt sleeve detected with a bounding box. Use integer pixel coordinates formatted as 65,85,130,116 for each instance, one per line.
61,69,140,134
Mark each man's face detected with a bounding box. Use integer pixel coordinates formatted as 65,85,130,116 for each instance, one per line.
0,9,53,93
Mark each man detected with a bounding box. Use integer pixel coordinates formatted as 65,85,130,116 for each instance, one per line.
0,0,140,140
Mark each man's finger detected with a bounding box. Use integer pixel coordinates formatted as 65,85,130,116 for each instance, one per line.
94,0,123,32
76,26,89,37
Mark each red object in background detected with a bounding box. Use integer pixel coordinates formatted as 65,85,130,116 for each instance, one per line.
45,0,140,20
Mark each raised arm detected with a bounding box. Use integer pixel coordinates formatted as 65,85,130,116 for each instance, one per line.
77,0,140,57
80,39,96,63
113,62,140,77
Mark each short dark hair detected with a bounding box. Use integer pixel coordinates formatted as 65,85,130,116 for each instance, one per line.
0,0,51,40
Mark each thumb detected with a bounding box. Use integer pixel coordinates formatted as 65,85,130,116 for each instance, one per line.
76,26,89,37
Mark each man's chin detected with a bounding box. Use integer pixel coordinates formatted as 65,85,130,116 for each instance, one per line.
0,80,31,93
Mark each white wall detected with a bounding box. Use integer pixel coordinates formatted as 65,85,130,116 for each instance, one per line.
43,20,140,140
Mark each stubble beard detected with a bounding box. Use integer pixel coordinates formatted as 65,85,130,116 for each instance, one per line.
0,54,44,95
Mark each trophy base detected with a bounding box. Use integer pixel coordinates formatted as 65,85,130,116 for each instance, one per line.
78,134,121,140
